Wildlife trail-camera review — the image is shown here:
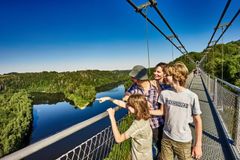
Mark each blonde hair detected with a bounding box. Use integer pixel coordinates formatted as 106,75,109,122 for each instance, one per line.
164,65,173,77
127,94,151,120
166,62,189,86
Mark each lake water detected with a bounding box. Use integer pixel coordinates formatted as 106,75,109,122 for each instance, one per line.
27,85,127,159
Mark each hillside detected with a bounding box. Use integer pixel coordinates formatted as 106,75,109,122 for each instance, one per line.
172,40,240,87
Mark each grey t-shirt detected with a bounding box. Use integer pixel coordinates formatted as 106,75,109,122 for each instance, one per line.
158,89,202,142
125,119,153,160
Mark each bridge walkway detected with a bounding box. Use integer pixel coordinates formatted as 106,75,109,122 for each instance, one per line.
189,75,233,160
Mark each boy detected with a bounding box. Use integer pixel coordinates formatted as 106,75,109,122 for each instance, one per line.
150,62,202,160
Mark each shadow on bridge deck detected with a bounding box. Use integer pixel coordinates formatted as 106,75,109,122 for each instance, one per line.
189,75,234,160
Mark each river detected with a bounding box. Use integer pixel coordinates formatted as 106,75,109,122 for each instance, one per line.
26,85,127,160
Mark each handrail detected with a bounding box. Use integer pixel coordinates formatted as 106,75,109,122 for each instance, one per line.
0,106,121,160
216,77,240,93
199,68,240,93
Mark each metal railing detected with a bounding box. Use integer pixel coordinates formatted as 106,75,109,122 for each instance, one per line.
200,69,240,155
185,72,194,89
56,122,115,160
1,106,126,160
56,115,132,160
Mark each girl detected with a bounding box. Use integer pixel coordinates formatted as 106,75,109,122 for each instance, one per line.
100,94,153,160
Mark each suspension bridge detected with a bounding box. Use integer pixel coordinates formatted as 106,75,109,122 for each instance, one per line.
1,0,240,159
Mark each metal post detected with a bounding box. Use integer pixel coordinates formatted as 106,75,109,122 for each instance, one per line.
233,95,240,151
217,23,228,111
211,40,216,76
167,35,176,60
208,74,210,92
214,78,218,106
143,7,151,77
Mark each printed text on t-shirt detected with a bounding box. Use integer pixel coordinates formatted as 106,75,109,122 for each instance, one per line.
166,99,188,108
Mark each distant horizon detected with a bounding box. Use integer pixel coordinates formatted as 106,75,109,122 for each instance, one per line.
1,39,240,75
0,68,132,75
1,39,239,75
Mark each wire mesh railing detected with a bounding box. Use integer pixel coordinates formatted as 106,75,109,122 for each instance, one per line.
56,125,115,160
200,69,240,154
56,114,133,160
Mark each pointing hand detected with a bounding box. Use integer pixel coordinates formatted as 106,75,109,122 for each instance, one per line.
96,97,111,103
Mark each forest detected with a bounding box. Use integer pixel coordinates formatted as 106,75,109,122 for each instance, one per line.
0,70,129,157
173,40,240,87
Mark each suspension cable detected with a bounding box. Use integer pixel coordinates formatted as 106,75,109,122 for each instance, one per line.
126,0,195,63
214,8,240,45
127,0,183,53
149,0,188,54
200,0,232,64
199,6,239,64
200,0,231,65
206,0,231,49
148,0,196,64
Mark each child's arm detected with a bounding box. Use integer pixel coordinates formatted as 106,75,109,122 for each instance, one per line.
97,97,126,107
122,95,129,102
149,103,164,116
192,115,202,159
107,108,130,143
97,97,135,113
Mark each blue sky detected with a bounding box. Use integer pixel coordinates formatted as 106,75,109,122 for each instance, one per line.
0,0,239,74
